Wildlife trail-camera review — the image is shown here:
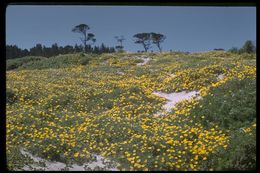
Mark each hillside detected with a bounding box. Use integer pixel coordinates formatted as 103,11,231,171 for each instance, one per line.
6,51,256,171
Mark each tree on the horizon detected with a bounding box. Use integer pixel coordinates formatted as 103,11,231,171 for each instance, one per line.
228,47,239,53
72,24,96,53
114,36,125,52
228,40,256,54
133,33,152,52
150,32,166,52
42,46,51,57
74,44,83,53
213,48,225,51
6,45,29,59
30,44,43,56
6,43,116,59
240,40,255,54
51,43,59,56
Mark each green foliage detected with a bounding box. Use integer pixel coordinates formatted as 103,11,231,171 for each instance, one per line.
237,53,256,60
7,147,35,171
6,56,47,70
150,32,166,52
133,67,150,77
228,40,256,55
117,49,125,53
114,36,125,52
6,89,17,104
178,57,217,70
133,59,145,63
192,78,255,129
14,54,93,70
216,130,255,171
79,52,85,57
190,77,256,170
201,124,256,171
133,32,166,52
7,63,20,70
79,56,91,65
228,47,239,54
72,24,96,53
240,40,256,54
6,51,256,171
133,33,152,52
6,45,30,59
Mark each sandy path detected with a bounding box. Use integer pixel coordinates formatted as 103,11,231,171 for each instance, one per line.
136,57,151,66
19,148,118,171
153,91,200,112
217,74,224,80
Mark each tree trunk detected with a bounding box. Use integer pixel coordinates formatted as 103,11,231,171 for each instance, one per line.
83,31,87,53
157,43,162,52
142,42,148,52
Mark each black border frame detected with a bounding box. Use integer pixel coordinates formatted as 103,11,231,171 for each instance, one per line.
1,0,258,172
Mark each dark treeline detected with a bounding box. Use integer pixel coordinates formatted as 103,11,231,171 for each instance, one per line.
227,40,256,54
6,43,116,59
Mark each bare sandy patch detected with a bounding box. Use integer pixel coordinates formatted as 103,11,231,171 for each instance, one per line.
19,148,118,171
136,56,151,66
153,91,200,113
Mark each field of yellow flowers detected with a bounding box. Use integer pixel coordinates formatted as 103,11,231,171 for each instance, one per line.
6,51,256,171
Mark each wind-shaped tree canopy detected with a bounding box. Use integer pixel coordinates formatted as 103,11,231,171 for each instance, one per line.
87,33,96,44
241,40,256,54
72,24,90,33
114,36,125,52
72,24,96,52
133,33,152,52
150,32,166,52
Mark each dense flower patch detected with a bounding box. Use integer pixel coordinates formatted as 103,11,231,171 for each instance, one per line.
6,51,256,170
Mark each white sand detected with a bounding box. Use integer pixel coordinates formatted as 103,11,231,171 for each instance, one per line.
217,74,224,80
170,73,176,77
20,149,118,171
101,61,108,65
116,70,125,75
20,149,66,171
153,91,200,112
136,57,151,66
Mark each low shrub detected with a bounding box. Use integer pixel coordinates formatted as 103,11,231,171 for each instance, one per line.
192,78,255,129
6,89,17,104
6,56,46,70
133,59,144,63
189,77,256,170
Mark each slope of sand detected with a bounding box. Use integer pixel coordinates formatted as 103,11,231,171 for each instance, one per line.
136,56,151,66
19,149,118,171
153,91,200,112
